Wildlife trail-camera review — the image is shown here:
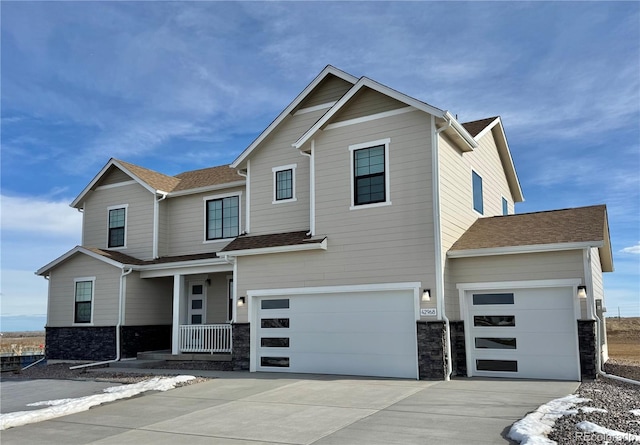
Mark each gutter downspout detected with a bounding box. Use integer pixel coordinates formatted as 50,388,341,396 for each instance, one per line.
433,114,453,381
237,163,250,233
298,140,315,236
70,266,134,370
584,251,640,386
153,192,168,259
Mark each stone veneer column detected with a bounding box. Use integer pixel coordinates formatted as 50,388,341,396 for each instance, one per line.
45,326,116,361
449,321,467,377
416,321,446,379
232,323,250,371
577,320,597,380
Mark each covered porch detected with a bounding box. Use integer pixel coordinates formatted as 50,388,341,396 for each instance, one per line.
139,258,238,355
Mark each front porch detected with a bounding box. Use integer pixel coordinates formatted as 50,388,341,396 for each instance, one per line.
178,323,232,353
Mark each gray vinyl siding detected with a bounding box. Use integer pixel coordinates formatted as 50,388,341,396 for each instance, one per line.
47,254,121,327
165,187,245,256
97,167,132,186
440,128,516,315
248,110,325,235
236,110,437,322
449,250,585,319
82,182,154,259
332,87,407,123
124,273,172,325
296,74,353,110
158,198,169,257
590,247,604,302
205,272,232,323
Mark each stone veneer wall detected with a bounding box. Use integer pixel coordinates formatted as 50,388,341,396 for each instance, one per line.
578,320,597,380
120,325,172,358
46,326,116,361
449,321,466,377
232,323,250,371
416,321,446,379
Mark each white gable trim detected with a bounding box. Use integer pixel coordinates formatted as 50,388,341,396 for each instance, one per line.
294,101,337,116
231,66,358,168
447,241,604,258
473,117,501,142
94,180,137,191
325,106,417,130
71,159,158,208
36,246,124,276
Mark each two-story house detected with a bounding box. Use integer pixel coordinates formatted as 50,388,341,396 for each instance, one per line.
37,66,612,381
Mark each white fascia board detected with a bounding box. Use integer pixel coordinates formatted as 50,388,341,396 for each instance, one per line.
447,241,604,258
248,281,421,297
293,77,446,150
136,257,229,272
222,238,327,257
36,246,124,276
442,111,478,150
473,116,501,141
490,118,524,202
139,262,233,279
166,180,246,198
70,159,158,208
231,66,358,168
456,278,582,291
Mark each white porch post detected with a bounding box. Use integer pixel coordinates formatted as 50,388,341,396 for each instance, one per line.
172,274,184,354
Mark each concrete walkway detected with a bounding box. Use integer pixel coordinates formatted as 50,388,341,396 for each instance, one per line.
1,370,579,445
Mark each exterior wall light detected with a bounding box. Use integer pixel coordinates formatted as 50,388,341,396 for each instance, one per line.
422,289,431,301
237,296,246,306
577,285,587,298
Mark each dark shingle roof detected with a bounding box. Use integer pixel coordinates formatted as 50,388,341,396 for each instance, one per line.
461,116,499,138
221,231,320,252
87,248,218,265
450,205,607,252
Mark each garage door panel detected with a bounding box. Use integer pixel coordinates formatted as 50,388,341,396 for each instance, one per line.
285,352,417,378
291,311,415,333
509,310,575,332
289,292,414,313
288,332,416,355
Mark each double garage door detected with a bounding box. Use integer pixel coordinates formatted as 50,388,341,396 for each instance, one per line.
464,286,580,381
254,290,418,379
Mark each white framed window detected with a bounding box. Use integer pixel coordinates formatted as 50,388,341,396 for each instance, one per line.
502,197,509,216
272,164,297,204
349,138,391,210
107,204,128,248
203,191,242,242
472,171,483,215
227,275,234,322
74,277,95,324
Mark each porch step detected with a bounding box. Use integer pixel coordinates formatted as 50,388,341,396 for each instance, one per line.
137,350,232,362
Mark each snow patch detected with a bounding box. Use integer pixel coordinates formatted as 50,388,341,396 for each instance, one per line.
631,409,640,416
508,394,590,445
577,421,640,442
579,407,608,414
0,375,196,430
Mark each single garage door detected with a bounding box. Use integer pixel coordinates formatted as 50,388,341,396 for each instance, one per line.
465,287,580,380
254,290,418,379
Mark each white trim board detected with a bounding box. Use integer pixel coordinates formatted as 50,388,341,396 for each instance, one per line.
222,238,327,257
447,241,604,258
325,107,416,130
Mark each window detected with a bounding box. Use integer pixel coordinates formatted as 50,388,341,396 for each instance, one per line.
74,278,94,324
107,205,127,248
476,359,518,372
205,195,239,240
472,171,483,214
472,293,514,305
474,315,516,327
350,138,391,208
502,197,509,215
227,277,234,322
272,164,296,203
261,299,290,309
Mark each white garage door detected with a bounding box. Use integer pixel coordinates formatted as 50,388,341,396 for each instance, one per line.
254,290,418,379
465,287,580,380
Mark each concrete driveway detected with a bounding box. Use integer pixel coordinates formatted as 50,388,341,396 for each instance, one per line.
1,372,578,445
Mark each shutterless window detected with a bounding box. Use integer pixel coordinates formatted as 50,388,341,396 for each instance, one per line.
473,315,516,327
472,171,483,214
275,169,293,200
476,359,518,372
472,293,514,305
108,208,126,247
74,280,93,323
502,197,508,215
354,145,385,205
206,196,239,240
475,337,517,349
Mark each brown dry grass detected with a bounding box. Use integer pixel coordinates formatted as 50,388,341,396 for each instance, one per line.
605,317,640,363
0,332,45,356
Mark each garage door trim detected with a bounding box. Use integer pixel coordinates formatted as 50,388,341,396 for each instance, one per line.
248,282,421,375
457,279,582,380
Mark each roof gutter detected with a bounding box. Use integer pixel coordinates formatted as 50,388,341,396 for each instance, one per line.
433,114,453,381
442,111,478,149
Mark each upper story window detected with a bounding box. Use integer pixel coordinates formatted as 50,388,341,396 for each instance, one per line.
502,197,509,215
206,194,240,240
74,277,95,324
349,138,391,209
472,171,483,215
272,164,296,203
107,205,127,248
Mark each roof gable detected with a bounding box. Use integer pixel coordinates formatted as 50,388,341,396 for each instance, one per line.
449,205,613,271
36,246,125,276
230,65,358,169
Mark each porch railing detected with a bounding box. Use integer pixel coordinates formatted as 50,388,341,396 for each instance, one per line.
179,324,232,353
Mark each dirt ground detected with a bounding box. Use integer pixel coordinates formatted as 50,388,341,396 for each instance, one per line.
1,318,638,361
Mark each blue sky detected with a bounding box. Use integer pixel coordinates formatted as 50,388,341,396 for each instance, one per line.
1,1,639,326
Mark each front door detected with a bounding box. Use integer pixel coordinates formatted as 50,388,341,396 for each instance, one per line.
188,282,206,325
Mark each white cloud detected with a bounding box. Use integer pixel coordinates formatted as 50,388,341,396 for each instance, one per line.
1,195,82,237
621,243,640,254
